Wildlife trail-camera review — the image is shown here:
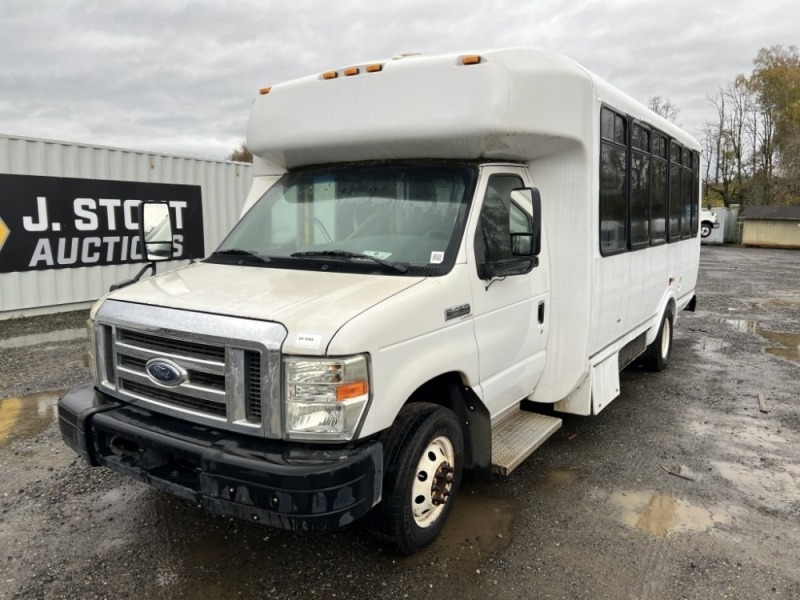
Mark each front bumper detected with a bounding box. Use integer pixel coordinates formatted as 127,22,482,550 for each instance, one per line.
58,384,383,531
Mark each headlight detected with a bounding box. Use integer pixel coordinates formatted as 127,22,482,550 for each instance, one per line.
284,355,370,441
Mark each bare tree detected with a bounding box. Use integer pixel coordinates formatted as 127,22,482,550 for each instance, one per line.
704,89,737,207
647,96,681,124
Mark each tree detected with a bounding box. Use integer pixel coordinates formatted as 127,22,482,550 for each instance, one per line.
748,46,800,202
647,96,681,124
749,46,800,152
704,89,738,207
702,46,800,207
228,141,253,163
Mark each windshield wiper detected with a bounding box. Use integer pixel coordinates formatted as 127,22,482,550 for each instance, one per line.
290,250,408,273
211,249,272,264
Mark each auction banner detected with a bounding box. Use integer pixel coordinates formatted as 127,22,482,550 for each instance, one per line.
0,174,204,273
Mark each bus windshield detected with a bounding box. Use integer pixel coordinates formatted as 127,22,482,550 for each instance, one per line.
211,163,477,275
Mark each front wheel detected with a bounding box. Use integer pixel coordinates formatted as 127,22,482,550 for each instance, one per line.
700,222,712,238
374,403,464,555
642,309,673,371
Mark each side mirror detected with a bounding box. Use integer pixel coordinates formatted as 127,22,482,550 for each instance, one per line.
511,232,534,255
138,201,174,262
509,188,542,257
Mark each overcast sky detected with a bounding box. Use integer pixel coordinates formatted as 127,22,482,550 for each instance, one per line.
1,0,797,160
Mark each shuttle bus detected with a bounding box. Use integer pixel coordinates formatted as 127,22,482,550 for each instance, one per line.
59,48,701,554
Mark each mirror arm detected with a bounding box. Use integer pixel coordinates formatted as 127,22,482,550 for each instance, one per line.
484,275,507,291
108,262,156,292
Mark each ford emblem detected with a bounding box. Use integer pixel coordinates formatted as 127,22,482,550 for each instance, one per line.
145,358,187,387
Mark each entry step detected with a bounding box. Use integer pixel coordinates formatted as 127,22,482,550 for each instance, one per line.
491,411,562,476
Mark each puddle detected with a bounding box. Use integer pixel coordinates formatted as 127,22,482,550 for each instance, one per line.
0,328,86,349
609,490,731,537
543,467,584,487
710,318,800,363
695,338,730,354
425,487,518,557
712,318,757,334
757,328,800,362
0,392,60,446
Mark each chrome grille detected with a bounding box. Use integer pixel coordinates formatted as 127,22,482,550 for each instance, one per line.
95,300,287,438
118,329,225,362
114,327,230,420
122,379,227,417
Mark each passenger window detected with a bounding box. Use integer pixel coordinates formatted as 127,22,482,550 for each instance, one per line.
477,174,528,265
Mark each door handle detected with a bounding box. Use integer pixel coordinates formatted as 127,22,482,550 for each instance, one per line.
538,301,545,324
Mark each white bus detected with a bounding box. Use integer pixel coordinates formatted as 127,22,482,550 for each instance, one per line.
59,48,701,554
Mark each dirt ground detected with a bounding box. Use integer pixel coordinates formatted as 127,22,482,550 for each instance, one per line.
1,245,798,600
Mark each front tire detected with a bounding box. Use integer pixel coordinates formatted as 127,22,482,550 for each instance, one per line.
701,222,712,238
374,403,464,555
642,309,673,371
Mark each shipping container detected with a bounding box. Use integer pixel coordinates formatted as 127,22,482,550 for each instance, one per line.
0,134,252,318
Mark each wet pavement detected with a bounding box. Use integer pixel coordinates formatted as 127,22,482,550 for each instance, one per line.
0,392,60,447
0,245,799,599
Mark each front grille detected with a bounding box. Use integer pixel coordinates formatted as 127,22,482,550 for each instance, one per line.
110,327,261,423
122,380,227,417
93,301,286,438
118,329,225,362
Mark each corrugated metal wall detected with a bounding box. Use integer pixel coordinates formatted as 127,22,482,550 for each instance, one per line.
0,134,253,318
742,220,800,249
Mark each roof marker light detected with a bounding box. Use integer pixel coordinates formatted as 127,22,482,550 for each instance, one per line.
322,70,338,80
259,86,272,95
344,67,360,76
366,64,383,73
461,55,481,65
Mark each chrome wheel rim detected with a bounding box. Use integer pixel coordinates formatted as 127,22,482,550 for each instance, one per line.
410,436,455,528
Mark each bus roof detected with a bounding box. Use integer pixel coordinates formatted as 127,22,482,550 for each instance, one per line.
247,48,699,171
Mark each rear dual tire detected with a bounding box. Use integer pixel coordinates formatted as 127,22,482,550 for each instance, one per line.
642,308,673,371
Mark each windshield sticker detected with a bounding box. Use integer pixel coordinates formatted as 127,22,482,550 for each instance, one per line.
296,333,323,350
430,251,445,264
363,250,392,260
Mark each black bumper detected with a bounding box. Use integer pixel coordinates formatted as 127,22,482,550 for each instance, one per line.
58,384,383,531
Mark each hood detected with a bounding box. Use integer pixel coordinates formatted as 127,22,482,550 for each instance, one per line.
107,262,424,354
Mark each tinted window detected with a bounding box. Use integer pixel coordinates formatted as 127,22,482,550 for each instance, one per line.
631,151,650,247
650,157,667,244
669,158,682,240
478,174,526,264
600,143,628,254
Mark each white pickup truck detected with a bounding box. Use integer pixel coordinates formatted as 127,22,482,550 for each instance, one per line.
700,209,720,238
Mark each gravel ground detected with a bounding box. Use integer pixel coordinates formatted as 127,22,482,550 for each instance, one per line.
0,245,798,600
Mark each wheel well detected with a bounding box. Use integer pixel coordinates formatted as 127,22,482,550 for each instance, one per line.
404,373,491,478
666,297,676,319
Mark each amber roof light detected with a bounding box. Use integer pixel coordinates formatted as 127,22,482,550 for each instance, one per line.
461,55,481,65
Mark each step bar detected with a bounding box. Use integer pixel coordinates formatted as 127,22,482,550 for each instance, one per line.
491,410,562,476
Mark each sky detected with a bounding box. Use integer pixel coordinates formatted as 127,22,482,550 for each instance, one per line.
1,0,797,160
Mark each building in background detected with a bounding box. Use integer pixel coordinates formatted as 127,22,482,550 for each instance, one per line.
739,206,800,249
